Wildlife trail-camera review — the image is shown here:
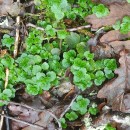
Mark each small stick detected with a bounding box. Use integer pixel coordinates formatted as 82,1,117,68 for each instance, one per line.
0,68,10,130
67,25,91,32
26,23,45,31
0,113,44,129
14,0,20,58
26,23,91,32
4,68,9,88
60,95,78,119
47,110,62,130
0,111,4,130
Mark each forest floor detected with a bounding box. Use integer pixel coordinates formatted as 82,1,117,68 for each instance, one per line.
0,0,130,130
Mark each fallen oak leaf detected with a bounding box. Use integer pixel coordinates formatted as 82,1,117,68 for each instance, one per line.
85,3,130,29
100,30,130,43
97,50,130,112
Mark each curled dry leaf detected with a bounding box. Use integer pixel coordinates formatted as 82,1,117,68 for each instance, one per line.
100,30,130,43
97,50,130,113
85,3,130,29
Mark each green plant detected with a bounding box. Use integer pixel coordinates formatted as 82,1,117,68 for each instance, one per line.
104,124,116,130
65,111,78,121
59,118,67,128
65,95,99,119
34,0,95,21
0,55,16,106
88,103,99,115
62,50,117,91
1,34,15,49
0,30,117,104
92,4,109,18
127,0,130,3
60,95,98,128
113,16,130,34
71,95,90,115
0,87,15,106
65,0,96,20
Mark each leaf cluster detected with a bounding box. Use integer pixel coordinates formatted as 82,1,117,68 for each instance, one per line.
60,95,98,128
0,28,117,105
34,0,95,21
1,34,14,49
113,16,130,34
62,50,117,91
92,4,109,18
0,55,16,105
104,124,116,130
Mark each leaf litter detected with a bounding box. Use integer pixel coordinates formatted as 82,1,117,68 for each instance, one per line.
1,0,130,130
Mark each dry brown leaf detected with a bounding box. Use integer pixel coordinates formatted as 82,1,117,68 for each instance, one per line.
121,93,130,113
97,50,130,113
0,0,24,16
92,0,126,5
85,3,130,29
22,106,64,130
91,44,115,58
9,105,40,130
52,81,75,97
109,40,130,54
100,30,130,43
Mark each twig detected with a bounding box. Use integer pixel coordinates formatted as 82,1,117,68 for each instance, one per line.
0,99,44,112
60,95,78,119
14,0,20,58
0,113,44,129
26,23,91,32
4,68,9,88
59,39,62,50
25,12,45,17
0,111,4,130
0,68,10,130
26,23,45,31
10,101,45,112
67,25,91,32
47,110,62,130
